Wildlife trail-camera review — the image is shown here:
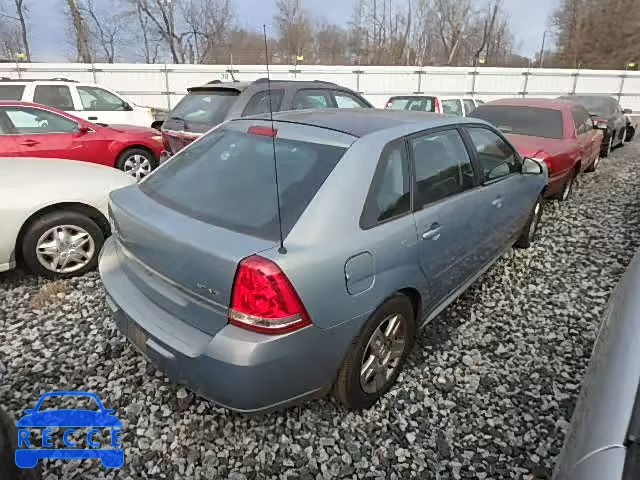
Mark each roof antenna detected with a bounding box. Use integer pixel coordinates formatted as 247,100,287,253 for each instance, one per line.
263,24,286,255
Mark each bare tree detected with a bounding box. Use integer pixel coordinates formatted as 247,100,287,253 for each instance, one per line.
132,0,187,63
182,0,233,63
274,0,314,64
79,0,124,62
66,0,93,63
13,0,29,61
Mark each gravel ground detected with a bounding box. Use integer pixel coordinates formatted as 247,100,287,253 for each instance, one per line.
1,142,640,480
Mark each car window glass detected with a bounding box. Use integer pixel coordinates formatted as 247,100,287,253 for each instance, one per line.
362,140,410,227
242,90,284,116
467,127,519,181
33,85,75,111
470,106,564,139
0,85,25,100
77,86,127,111
571,108,586,135
411,129,475,208
441,99,463,116
463,99,476,115
167,91,239,131
292,90,332,110
333,91,368,108
3,107,78,134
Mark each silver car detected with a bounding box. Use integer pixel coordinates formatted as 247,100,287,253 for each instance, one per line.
553,249,640,479
99,109,547,413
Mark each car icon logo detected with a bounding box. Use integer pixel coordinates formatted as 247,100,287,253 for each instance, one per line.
15,391,124,469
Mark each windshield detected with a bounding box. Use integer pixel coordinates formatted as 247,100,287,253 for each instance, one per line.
470,106,564,139
167,90,239,131
141,127,347,241
387,97,436,112
560,96,614,115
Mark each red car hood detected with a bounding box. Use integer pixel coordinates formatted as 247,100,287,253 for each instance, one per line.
505,133,567,158
104,124,157,135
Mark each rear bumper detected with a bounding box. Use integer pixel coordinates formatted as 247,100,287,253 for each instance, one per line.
98,238,365,413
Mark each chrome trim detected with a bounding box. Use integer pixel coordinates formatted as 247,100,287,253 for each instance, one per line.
229,309,304,328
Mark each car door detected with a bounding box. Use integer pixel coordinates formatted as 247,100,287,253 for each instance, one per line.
578,107,601,165
1,106,87,160
463,126,531,254
75,85,134,125
331,90,370,109
570,107,591,170
409,127,484,303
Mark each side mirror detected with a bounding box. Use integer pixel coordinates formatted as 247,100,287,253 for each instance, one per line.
77,124,91,134
123,103,133,111
623,108,632,114
522,157,544,175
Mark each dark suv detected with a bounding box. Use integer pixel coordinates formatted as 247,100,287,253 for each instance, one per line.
161,79,373,156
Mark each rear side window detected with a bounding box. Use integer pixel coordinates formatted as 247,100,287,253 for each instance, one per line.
293,90,332,110
333,91,368,108
242,90,284,116
442,99,463,116
463,100,477,115
571,107,592,135
387,97,436,112
33,85,75,111
410,129,475,208
361,140,410,228
470,106,564,139
0,85,25,100
141,127,347,241
168,90,239,130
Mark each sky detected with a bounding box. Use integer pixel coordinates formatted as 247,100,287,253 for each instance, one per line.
28,0,558,62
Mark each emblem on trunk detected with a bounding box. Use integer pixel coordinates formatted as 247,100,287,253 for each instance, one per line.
196,283,220,297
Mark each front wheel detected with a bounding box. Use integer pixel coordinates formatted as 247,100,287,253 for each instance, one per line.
602,134,613,157
334,295,416,409
515,196,543,249
116,148,158,181
625,126,635,142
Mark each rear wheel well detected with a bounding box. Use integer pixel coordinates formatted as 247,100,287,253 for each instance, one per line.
574,161,581,175
398,287,422,324
119,144,157,161
14,203,110,265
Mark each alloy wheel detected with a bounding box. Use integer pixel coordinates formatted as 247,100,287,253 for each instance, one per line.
360,313,407,394
123,154,152,180
35,225,95,274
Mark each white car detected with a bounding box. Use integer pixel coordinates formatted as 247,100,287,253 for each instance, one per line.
0,78,166,129
0,157,134,278
385,95,483,116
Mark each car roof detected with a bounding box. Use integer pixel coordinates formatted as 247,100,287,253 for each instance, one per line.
189,79,342,93
482,98,577,111
247,108,482,137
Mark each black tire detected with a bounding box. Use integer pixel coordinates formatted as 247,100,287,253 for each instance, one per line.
21,211,104,279
601,134,613,158
619,127,626,147
515,195,543,249
334,295,416,409
585,154,600,173
626,126,635,142
115,147,158,181
554,168,576,201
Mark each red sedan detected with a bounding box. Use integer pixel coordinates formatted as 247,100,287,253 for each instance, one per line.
0,101,164,180
470,98,603,201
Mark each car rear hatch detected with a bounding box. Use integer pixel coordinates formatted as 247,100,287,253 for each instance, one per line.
110,118,355,336
386,96,437,112
162,86,242,154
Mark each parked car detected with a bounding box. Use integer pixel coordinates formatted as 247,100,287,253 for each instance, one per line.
557,95,629,156
385,95,482,116
0,101,164,180
0,157,134,278
0,78,167,129
553,249,640,480
161,79,373,156
470,98,602,201
100,109,547,413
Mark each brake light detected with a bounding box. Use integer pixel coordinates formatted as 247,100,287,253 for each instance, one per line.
248,126,278,137
594,119,608,129
542,158,554,173
434,97,441,113
229,255,312,334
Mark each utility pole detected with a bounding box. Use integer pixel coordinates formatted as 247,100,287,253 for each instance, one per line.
538,30,547,68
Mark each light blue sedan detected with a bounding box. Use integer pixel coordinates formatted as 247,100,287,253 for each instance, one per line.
99,109,547,413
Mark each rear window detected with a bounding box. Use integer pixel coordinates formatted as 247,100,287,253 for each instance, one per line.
0,84,25,100
470,106,564,139
560,96,614,115
167,90,239,132
387,97,435,112
141,127,347,241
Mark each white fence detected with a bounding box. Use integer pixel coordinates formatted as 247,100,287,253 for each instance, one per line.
2,62,640,111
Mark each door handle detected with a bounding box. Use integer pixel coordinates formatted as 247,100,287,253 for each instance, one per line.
422,223,442,241
492,197,503,208
20,140,39,147
88,116,98,121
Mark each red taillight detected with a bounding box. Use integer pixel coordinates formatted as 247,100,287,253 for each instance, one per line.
434,97,441,113
229,255,311,334
248,126,278,137
543,158,553,173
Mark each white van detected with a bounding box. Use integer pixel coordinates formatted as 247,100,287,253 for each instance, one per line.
385,95,483,116
0,78,166,129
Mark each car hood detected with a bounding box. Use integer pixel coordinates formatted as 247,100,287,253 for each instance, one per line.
16,409,123,428
505,133,568,158
104,124,158,135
